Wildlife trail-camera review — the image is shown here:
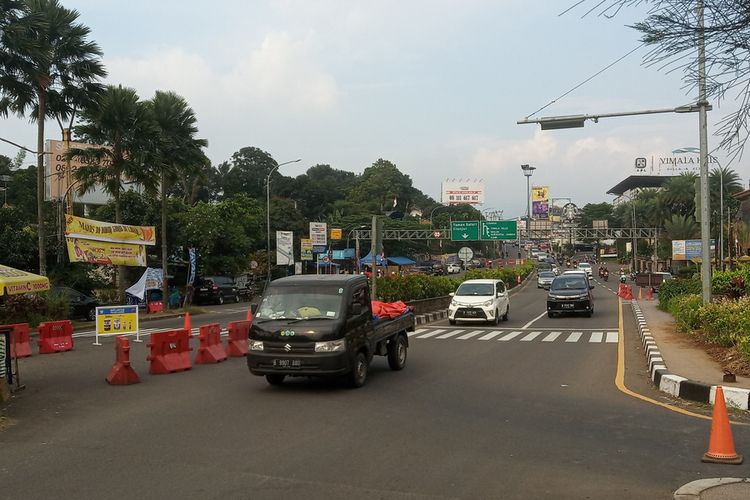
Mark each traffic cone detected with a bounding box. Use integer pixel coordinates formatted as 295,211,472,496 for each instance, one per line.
647,287,654,301
246,307,253,322
702,386,743,464
638,287,643,300
183,311,192,332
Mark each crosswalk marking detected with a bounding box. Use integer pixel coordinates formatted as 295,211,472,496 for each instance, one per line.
408,328,427,337
589,332,604,343
417,329,447,339
436,329,464,339
606,332,618,343
457,330,485,340
565,332,583,343
478,331,503,341
499,331,523,341
542,331,563,342
520,331,542,342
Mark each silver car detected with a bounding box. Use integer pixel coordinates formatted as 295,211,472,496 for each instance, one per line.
537,271,556,289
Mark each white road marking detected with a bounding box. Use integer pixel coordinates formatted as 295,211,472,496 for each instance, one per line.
520,331,542,342
522,311,548,329
408,329,427,337
565,332,583,343
478,331,504,341
436,329,464,339
606,331,618,343
499,331,523,341
417,329,447,339
542,331,563,342
589,332,604,343
457,330,485,340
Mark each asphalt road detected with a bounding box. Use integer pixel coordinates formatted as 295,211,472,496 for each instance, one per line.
1,282,749,499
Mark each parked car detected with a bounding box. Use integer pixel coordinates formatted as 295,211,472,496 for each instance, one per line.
448,279,510,326
547,274,594,318
51,286,98,321
537,271,556,289
447,263,462,274
193,276,240,305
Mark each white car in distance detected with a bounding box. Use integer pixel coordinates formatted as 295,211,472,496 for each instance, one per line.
447,263,462,274
577,262,593,278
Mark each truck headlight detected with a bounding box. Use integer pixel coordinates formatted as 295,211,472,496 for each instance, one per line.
315,339,346,352
249,340,264,351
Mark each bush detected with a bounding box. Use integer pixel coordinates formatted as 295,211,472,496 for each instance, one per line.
668,294,703,332
375,274,457,302
0,292,70,326
658,277,701,310
698,297,750,348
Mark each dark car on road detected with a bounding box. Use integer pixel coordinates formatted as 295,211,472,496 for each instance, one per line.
546,274,594,317
194,276,240,305
51,286,99,321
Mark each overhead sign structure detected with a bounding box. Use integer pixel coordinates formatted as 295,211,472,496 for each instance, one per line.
309,222,327,246
95,305,139,345
441,179,485,206
481,220,517,240
450,221,480,241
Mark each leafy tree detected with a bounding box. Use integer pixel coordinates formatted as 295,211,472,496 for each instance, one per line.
660,173,697,217
147,90,208,307
0,206,37,270
222,146,278,199
347,159,416,213
72,85,158,300
576,202,614,229
0,0,105,275
277,164,357,220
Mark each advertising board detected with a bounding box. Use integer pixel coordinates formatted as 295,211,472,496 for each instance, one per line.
309,222,327,246
532,186,549,219
441,179,485,205
95,305,139,344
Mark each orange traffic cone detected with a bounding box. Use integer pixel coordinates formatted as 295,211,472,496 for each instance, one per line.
638,287,643,300
183,311,192,332
702,386,743,464
246,308,253,322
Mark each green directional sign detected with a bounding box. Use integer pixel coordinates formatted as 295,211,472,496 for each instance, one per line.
450,221,479,241
481,220,517,241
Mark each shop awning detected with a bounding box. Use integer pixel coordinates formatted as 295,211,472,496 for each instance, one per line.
387,256,416,266
0,265,51,296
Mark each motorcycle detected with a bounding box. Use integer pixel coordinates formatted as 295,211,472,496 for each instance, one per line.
603,270,609,282
620,273,627,283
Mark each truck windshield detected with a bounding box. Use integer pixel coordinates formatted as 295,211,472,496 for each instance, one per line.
455,283,494,296
255,289,343,320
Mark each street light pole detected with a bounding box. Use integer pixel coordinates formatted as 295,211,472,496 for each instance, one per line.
521,164,536,245
266,158,301,290
698,0,711,304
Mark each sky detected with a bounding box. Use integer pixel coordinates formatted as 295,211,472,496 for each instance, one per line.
1,0,746,218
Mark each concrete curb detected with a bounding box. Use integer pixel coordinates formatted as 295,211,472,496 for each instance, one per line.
674,477,750,499
631,301,750,411
414,270,534,326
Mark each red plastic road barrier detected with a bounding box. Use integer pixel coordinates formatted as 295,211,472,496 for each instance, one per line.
37,320,74,354
624,285,634,300
106,336,140,385
195,323,227,364
147,301,164,314
147,328,192,374
226,320,251,357
2,323,32,358
646,287,654,301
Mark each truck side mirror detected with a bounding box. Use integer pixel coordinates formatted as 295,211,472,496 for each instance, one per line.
350,303,363,316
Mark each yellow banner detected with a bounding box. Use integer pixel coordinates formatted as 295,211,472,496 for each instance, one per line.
65,215,156,246
67,238,147,267
0,265,50,296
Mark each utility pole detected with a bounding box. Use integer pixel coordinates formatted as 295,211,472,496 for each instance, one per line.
698,0,712,304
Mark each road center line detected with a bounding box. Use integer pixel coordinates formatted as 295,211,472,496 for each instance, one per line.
522,311,547,329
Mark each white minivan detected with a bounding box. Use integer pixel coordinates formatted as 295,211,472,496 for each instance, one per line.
448,279,510,326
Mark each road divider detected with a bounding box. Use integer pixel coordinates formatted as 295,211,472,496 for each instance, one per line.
106,336,140,385
147,329,192,374
194,323,227,364
37,320,74,354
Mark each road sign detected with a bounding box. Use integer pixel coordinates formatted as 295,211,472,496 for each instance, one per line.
481,220,517,240
451,221,479,241
458,247,474,262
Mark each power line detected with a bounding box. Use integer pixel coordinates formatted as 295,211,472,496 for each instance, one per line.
523,43,644,120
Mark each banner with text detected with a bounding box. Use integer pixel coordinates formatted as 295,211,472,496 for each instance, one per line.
65,215,156,245
309,222,327,246
67,238,147,266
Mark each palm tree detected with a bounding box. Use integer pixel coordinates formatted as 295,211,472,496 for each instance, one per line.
148,90,208,308
660,173,697,217
664,214,699,240
72,85,158,300
0,0,105,275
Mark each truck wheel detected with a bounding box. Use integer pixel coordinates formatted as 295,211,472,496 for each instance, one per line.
387,335,407,371
349,351,369,388
265,374,285,386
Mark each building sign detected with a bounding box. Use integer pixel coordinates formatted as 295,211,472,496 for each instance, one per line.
309,222,327,246
441,179,485,205
531,186,549,219
330,228,342,240
634,147,719,175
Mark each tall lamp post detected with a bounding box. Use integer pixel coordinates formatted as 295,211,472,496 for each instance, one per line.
266,158,301,289
521,164,536,246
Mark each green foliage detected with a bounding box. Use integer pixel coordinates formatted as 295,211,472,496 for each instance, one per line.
0,292,70,326
698,298,750,350
0,206,37,270
658,276,702,310
375,274,457,302
463,262,536,285
711,266,750,297
668,294,703,332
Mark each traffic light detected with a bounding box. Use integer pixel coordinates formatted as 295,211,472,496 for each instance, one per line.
694,178,702,223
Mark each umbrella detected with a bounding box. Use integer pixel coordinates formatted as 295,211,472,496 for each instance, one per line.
0,265,50,296
739,255,750,262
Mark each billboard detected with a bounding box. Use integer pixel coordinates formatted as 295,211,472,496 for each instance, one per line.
45,139,116,204
276,231,293,266
67,238,147,266
531,186,549,219
300,238,313,261
550,198,571,223
65,215,156,245
309,222,327,246
672,239,716,260
441,179,485,205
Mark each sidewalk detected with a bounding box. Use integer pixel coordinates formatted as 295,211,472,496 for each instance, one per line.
633,299,750,410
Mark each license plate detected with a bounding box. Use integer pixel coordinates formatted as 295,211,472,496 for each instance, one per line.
561,303,575,309
273,359,301,368
464,309,478,316
199,288,208,291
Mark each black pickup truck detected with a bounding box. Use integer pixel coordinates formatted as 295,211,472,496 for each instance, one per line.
246,274,415,388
